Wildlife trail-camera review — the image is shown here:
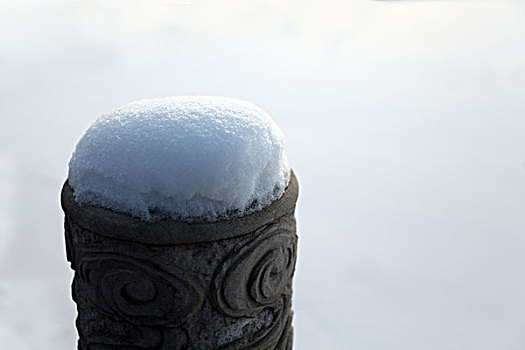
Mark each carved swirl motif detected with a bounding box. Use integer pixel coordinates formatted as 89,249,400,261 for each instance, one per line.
76,252,203,327
212,224,297,318
212,223,297,349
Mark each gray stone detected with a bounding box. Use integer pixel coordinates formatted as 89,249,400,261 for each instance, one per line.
61,171,299,350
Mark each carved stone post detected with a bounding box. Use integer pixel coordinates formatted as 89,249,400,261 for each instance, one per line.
61,171,299,350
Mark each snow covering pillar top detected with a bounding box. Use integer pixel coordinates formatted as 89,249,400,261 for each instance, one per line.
61,96,299,349
67,96,290,223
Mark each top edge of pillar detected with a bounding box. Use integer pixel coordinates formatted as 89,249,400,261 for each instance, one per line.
61,170,298,245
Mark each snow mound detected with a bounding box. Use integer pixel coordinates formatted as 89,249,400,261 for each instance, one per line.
68,96,290,222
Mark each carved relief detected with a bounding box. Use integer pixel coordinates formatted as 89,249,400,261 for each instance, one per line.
212,224,297,317
70,243,199,349
211,224,297,349
64,201,297,349
75,252,203,327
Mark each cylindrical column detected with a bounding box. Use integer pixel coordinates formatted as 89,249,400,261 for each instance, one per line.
61,171,298,350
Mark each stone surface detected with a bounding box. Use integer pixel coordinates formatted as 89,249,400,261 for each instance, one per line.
61,171,299,350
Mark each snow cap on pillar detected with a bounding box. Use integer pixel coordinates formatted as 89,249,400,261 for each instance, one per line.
68,96,290,223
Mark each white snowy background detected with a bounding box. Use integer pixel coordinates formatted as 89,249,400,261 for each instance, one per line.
1,0,524,349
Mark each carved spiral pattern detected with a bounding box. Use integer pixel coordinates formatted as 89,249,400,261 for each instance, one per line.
212,225,297,318
76,252,203,328
64,209,297,348
212,224,297,349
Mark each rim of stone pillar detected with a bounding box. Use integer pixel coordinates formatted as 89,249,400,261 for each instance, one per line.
61,171,298,245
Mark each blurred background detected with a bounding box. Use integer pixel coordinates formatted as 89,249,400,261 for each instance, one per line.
1,0,524,349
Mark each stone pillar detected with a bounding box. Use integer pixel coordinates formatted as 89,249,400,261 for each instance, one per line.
61,171,299,350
